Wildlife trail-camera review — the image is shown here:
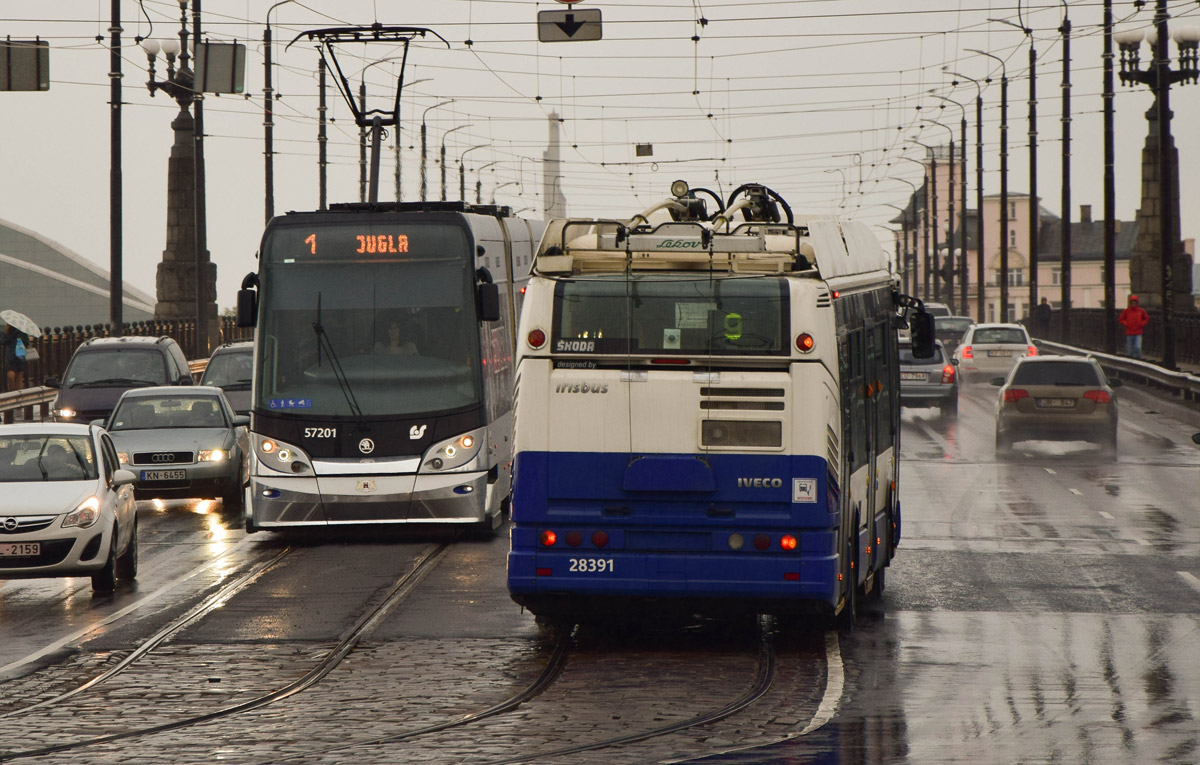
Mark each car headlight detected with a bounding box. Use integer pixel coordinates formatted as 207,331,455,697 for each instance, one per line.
254,435,312,474
421,428,486,473
53,408,78,420
63,496,101,529
199,449,228,462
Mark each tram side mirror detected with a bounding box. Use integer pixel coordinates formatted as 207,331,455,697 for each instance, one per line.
1192,433,1200,446
477,282,501,322
237,272,258,328
909,311,935,358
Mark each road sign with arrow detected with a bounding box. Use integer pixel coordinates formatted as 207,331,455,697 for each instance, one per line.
537,9,602,43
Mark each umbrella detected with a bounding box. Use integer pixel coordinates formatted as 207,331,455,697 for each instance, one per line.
1,310,42,338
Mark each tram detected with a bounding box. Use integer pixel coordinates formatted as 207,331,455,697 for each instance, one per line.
506,181,932,626
236,202,543,533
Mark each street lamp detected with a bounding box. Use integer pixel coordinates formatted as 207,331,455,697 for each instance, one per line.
918,117,955,307
967,48,1010,322
440,124,472,201
420,99,453,201
934,93,968,315
948,69,985,321
491,180,518,204
884,177,919,295
263,0,296,223
458,144,488,202
892,155,930,297
142,0,213,357
475,161,500,204
1116,6,1200,369
909,138,937,301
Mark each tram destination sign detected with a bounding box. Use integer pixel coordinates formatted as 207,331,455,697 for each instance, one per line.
537,9,602,42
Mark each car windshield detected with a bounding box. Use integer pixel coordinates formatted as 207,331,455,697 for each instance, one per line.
110,396,228,430
1011,361,1102,386
65,349,167,387
202,350,253,389
971,328,1028,345
0,434,97,482
937,319,973,334
899,345,944,364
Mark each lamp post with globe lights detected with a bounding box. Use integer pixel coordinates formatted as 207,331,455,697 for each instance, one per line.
1115,7,1200,369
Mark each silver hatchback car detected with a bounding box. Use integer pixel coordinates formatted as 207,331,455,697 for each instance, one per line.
953,323,1036,382
0,423,139,593
899,340,959,417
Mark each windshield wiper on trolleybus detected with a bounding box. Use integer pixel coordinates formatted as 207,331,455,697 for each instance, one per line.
311,292,367,433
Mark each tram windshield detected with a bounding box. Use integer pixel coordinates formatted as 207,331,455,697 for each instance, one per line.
552,274,788,356
255,221,482,417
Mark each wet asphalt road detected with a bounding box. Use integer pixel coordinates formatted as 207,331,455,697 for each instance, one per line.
0,382,1197,763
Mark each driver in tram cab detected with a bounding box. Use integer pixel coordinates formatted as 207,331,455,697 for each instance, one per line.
375,317,418,357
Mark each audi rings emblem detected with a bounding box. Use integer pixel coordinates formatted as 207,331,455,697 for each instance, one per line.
358,438,375,455
151,453,177,463
2,517,16,531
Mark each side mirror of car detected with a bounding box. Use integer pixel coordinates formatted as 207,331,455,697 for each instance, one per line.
233,415,250,427
90,418,106,428
178,374,194,385
990,377,1006,386
950,358,959,366
45,377,61,388
112,469,137,486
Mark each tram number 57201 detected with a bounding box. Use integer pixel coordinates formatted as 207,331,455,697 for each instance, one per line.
569,558,614,573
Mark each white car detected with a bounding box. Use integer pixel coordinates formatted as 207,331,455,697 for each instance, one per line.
953,323,1037,382
0,423,138,593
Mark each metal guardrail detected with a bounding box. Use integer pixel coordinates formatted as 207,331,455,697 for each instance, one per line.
1036,340,1200,403
0,359,211,424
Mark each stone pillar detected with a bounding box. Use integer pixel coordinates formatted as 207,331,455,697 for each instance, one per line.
154,104,218,344
1128,99,1195,312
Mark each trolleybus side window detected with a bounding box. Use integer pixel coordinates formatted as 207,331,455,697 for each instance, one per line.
842,327,867,474
872,321,894,449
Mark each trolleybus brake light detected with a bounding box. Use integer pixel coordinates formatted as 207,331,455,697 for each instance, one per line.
780,534,798,551
539,530,557,547
527,329,547,349
592,530,609,548
795,333,815,353
753,534,770,551
565,531,583,547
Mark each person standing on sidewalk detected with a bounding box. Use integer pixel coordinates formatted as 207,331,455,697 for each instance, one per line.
2,325,30,391
1033,297,1052,338
1118,294,1149,359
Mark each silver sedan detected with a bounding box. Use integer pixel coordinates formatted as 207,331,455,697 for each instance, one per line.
103,386,249,509
0,423,138,593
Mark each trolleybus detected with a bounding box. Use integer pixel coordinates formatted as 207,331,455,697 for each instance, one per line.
507,182,931,626
236,202,543,533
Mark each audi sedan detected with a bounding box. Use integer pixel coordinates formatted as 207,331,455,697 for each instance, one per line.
102,387,249,509
953,323,1037,382
993,355,1121,458
899,340,958,417
0,423,138,593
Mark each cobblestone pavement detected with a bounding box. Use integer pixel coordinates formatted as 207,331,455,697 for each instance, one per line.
1,629,833,764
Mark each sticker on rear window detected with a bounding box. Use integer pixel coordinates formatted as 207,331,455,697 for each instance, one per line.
268,398,313,410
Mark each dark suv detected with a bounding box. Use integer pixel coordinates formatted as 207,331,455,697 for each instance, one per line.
199,341,253,415
48,336,193,423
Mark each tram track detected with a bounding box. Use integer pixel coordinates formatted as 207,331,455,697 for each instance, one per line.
483,616,777,765
0,542,451,761
0,545,293,720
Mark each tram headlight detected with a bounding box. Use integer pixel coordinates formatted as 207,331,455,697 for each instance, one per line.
253,436,312,475
421,428,486,473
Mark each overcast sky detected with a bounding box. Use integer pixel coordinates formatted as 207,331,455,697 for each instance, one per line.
2,0,1198,310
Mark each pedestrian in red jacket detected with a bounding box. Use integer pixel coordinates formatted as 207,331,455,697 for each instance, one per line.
1118,295,1149,359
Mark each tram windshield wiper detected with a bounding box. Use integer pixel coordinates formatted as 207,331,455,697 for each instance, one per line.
311,293,367,432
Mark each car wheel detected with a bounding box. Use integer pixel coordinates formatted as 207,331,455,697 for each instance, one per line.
223,480,245,512
941,396,958,418
995,430,1013,458
91,532,117,594
115,516,138,580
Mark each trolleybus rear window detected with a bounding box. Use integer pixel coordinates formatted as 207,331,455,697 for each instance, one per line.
552,275,788,356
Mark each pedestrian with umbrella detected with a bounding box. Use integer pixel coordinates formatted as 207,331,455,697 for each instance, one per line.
2,310,42,392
